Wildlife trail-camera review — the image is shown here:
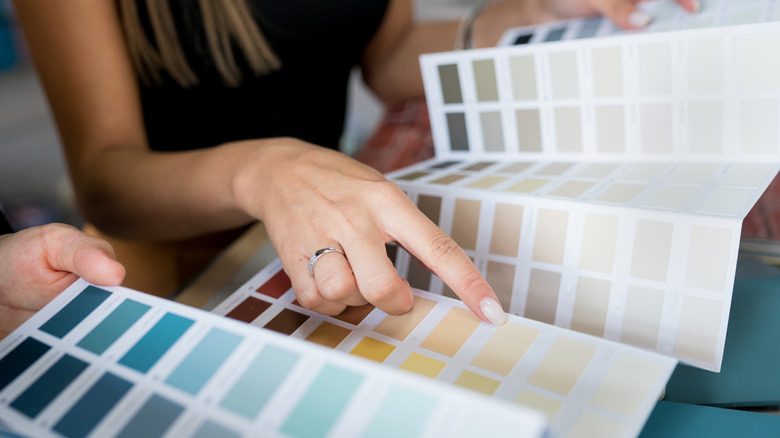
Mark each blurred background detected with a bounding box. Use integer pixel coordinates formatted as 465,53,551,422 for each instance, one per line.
0,0,479,231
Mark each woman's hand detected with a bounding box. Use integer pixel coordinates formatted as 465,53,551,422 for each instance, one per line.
0,223,126,339
234,138,506,326
538,0,700,29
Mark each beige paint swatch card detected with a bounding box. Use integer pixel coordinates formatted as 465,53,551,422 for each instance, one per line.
388,19,780,372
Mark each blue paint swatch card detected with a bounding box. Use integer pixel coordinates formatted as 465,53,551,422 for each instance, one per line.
0,279,548,438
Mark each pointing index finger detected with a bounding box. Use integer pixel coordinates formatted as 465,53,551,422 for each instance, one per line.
388,202,506,326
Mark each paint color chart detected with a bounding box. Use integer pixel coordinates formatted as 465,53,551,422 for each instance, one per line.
211,260,677,438
387,13,780,372
424,21,780,159
389,158,757,371
0,280,549,438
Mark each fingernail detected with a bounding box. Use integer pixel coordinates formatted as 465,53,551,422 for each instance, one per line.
691,0,701,13
480,297,507,327
629,10,652,28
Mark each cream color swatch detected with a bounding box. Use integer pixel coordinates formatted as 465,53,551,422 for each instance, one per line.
471,323,539,376
527,337,598,395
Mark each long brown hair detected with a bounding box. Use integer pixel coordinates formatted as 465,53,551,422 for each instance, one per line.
117,0,281,87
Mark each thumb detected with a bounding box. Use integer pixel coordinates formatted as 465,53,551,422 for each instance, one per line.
46,224,126,287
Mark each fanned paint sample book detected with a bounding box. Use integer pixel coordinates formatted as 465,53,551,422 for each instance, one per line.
387,18,780,373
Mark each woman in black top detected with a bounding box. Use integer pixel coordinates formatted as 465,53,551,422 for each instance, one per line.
10,0,696,325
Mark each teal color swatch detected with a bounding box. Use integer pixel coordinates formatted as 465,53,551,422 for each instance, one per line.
10,354,88,418
191,421,241,438
0,338,50,392
165,328,242,395
281,364,363,438
220,344,300,418
116,394,183,438
118,313,193,373
77,299,150,355
360,386,437,438
52,372,132,438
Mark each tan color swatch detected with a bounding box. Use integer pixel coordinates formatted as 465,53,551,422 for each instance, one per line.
451,198,481,250
305,322,351,349
490,203,523,257
420,307,481,357
374,296,436,341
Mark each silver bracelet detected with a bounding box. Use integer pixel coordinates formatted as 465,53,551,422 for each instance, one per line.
455,5,485,50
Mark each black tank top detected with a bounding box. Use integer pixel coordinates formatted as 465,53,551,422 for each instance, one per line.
133,0,389,151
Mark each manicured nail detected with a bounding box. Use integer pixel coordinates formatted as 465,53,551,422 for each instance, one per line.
629,10,652,28
480,297,507,326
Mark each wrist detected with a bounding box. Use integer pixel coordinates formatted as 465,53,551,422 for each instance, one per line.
454,5,484,50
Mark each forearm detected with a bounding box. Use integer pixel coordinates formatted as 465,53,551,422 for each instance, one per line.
73,140,263,241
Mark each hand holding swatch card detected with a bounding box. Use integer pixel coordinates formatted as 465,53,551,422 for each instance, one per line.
498,0,780,46
388,14,780,372
0,279,551,438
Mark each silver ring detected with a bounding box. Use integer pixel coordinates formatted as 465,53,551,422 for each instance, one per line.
307,248,346,275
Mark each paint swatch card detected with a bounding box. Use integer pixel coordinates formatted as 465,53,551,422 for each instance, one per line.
212,260,677,438
422,21,780,160
0,279,549,438
386,19,780,372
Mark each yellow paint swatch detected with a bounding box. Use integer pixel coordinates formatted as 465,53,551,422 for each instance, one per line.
472,323,539,376
350,337,396,363
514,391,562,419
454,370,501,396
420,307,481,357
399,353,447,378
590,354,663,417
305,322,351,349
374,296,436,341
527,337,597,395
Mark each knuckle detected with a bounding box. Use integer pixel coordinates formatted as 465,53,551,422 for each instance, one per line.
362,275,405,305
456,270,489,297
319,274,356,302
371,179,405,202
294,286,324,310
